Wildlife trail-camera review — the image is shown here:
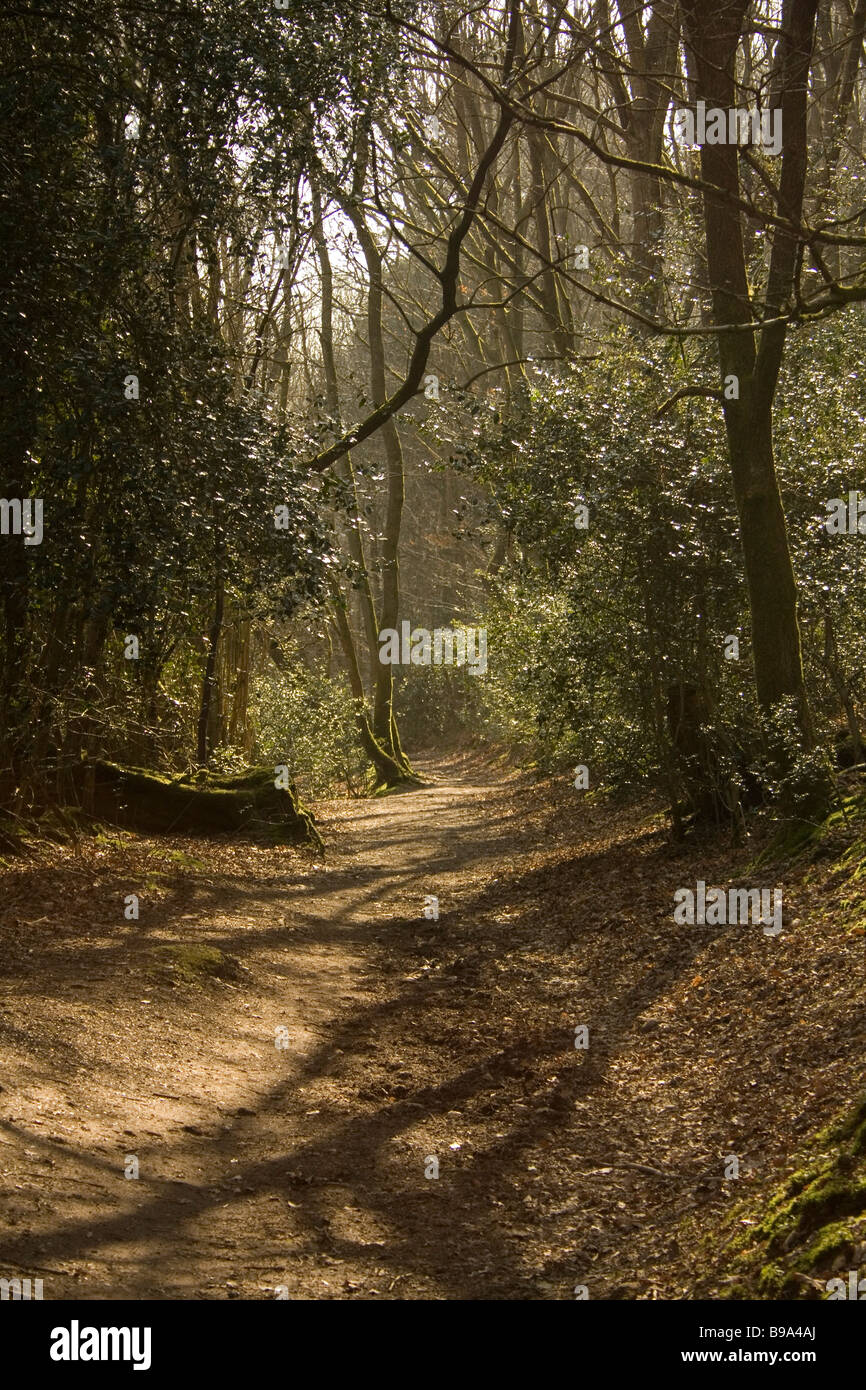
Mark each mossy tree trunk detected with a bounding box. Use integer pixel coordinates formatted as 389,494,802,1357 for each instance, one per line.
70,760,322,848
329,598,411,787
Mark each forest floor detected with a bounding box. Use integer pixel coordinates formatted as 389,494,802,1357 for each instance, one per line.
0,752,862,1300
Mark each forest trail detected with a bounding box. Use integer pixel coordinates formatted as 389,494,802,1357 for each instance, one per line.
0,757,861,1299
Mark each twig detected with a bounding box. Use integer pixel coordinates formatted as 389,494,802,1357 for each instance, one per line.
610,1161,682,1180
655,385,724,417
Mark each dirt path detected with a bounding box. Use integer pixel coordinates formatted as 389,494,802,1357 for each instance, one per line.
0,756,536,1299
0,756,862,1299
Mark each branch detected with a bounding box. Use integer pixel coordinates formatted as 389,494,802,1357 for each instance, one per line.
655,385,724,417
304,0,521,474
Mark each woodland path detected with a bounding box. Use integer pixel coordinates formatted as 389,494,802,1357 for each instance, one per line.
0,754,860,1299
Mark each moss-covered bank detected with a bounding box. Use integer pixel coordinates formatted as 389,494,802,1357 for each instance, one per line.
717,1095,866,1298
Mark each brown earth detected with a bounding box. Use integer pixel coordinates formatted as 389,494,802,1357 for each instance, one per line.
0,752,862,1299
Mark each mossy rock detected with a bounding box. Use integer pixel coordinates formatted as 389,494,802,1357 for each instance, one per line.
150,944,244,987
69,761,323,849
718,1094,866,1298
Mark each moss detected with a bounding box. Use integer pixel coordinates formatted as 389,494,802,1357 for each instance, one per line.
795,1220,863,1272
714,1093,866,1298
757,1261,788,1297
68,760,323,848
160,848,207,871
827,1094,866,1153
755,818,821,865
179,767,279,792
719,1281,750,1300
755,789,866,868
150,944,244,987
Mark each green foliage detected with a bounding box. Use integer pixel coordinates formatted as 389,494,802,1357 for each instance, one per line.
391,623,488,747
450,315,866,812
251,655,367,797
453,337,754,796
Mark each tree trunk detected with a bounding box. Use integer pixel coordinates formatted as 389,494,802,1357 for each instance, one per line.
681,0,819,761
196,578,224,767
336,167,414,773
726,391,812,732
822,607,864,763
329,600,414,787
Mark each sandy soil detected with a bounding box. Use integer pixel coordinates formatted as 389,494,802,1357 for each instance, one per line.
0,753,862,1299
